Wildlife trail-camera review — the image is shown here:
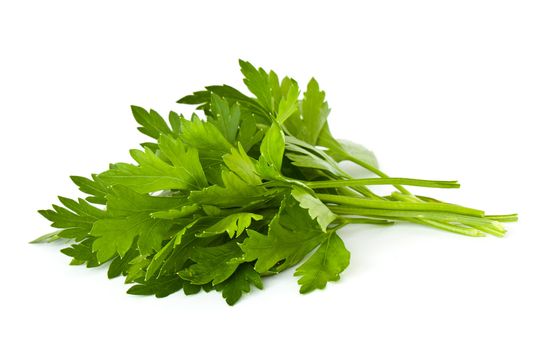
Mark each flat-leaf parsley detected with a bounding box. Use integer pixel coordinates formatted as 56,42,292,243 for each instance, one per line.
33,60,517,305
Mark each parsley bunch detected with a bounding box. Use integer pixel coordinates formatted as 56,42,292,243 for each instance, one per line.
34,60,517,305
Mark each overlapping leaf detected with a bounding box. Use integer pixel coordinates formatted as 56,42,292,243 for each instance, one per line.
240,196,328,273
294,233,350,293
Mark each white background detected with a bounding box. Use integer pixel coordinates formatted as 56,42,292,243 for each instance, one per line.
1,1,544,349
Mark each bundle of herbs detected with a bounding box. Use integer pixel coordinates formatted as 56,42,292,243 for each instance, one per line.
33,60,517,305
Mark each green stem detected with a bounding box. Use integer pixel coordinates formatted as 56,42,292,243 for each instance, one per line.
307,177,460,189
318,193,484,217
326,151,515,237
336,186,379,200
464,222,505,237
485,214,518,222
341,180,380,199
389,192,510,235
344,154,412,195
404,218,486,237
329,206,498,228
338,217,395,225
335,171,382,200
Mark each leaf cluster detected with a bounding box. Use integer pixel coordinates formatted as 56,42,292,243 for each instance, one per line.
34,60,517,305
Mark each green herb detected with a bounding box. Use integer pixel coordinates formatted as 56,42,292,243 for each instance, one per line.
33,60,517,305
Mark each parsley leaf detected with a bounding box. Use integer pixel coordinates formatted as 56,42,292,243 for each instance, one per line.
198,213,263,238
222,143,262,186
178,241,244,285
127,275,186,298
189,170,269,208
131,105,173,139
99,135,207,192
215,263,263,305
178,115,233,184
294,232,350,293
299,78,330,145
90,186,185,262
290,187,336,232
240,196,328,273
239,59,277,114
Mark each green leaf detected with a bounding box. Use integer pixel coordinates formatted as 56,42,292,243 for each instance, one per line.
282,78,330,145
328,139,379,169
104,186,185,216
177,78,268,150
124,256,150,283
240,196,328,273
89,187,183,263
294,232,350,294
145,220,199,280
215,263,263,305
179,114,233,184
178,84,269,122
168,111,183,136
60,238,100,267
70,174,109,204
178,241,244,285
291,187,336,232
223,143,262,185
300,78,330,144
30,231,62,244
257,122,285,178
209,94,241,144
237,113,264,151
159,229,211,277
99,135,207,193
198,213,263,238
38,197,108,242
108,247,139,279
180,113,233,151
183,283,203,295
189,170,268,208
127,275,185,298
150,204,200,219
285,136,345,177
90,214,167,263
239,59,275,113
276,81,300,124
131,106,172,139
